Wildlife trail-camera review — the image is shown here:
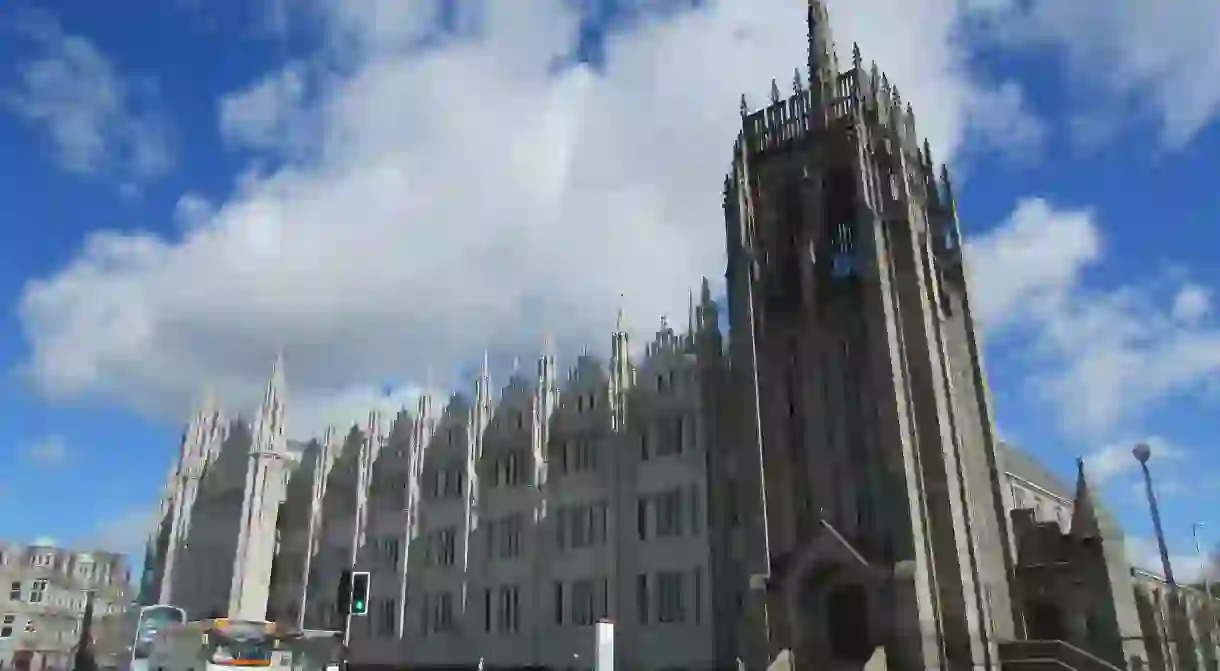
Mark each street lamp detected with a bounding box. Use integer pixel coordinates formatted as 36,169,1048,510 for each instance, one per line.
1134,443,1177,585
1134,443,1181,670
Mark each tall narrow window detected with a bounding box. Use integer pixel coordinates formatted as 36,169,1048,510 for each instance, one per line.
637,498,649,540
484,589,492,632
689,485,701,535
554,582,564,626
636,574,649,624
694,567,703,624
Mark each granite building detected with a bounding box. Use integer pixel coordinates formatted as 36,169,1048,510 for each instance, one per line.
0,544,130,671
138,1,1220,670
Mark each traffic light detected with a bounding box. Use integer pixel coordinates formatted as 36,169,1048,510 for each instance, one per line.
350,572,370,617
337,569,371,616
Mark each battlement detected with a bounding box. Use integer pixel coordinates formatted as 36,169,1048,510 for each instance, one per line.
733,45,940,189
739,68,860,156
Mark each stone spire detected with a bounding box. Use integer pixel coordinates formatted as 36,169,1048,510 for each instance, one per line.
806,0,840,104
610,297,632,432
257,349,287,446
1071,457,1102,539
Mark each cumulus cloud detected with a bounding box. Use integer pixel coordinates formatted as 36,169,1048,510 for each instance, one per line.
17,0,1039,435
973,0,1220,148
25,436,68,466
968,199,1220,437
1078,436,1184,485
5,15,176,183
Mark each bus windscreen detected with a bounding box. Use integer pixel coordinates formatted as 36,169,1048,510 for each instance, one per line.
207,623,276,667
133,606,186,660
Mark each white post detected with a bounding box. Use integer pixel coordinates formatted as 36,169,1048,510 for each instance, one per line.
595,620,614,671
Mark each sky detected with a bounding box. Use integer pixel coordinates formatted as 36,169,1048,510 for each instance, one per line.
0,0,1218,585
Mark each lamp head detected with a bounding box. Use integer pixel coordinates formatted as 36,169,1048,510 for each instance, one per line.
1133,443,1152,464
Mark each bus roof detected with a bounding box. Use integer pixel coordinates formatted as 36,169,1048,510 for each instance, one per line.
189,619,299,637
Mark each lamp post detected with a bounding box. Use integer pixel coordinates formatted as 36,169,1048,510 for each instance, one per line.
1134,443,1181,670
1194,523,1217,652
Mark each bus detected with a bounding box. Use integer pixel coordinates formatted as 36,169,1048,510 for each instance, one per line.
145,619,299,671
94,605,188,671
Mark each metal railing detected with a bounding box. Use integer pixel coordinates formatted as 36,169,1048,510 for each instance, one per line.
998,640,1125,671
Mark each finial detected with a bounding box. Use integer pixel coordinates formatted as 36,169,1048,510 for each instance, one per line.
870,61,880,86
482,350,490,378
660,313,669,332
793,68,803,95
616,292,625,333
881,73,890,93
852,42,862,69
892,85,901,107
687,289,696,334
701,276,712,303
740,94,748,118
923,138,933,167
770,78,780,104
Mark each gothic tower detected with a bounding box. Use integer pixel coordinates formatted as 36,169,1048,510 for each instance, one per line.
723,1,1016,668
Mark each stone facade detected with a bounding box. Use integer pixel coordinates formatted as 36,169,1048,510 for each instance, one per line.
137,2,1220,670
0,544,130,671
139,356,294,623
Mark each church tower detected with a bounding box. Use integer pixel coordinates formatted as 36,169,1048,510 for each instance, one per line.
723,1,1016,668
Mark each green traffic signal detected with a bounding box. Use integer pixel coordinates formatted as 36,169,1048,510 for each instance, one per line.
350,571,371,616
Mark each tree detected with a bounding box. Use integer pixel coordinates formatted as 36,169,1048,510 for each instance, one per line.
72,590,98,671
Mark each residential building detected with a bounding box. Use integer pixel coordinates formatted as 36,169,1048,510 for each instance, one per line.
0,544,130,671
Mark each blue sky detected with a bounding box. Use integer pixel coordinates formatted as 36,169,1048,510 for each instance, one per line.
0,0,1217,582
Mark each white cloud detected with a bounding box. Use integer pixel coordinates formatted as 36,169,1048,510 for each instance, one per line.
1125,535,1213,584
968,199,1220,437
975,0,1220,149
18,0,1039,430
1172,283,1212,325
218,62,311,153
31,536,57,547
6,16,175,182
25,436,68,466
1079,436,1183,486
